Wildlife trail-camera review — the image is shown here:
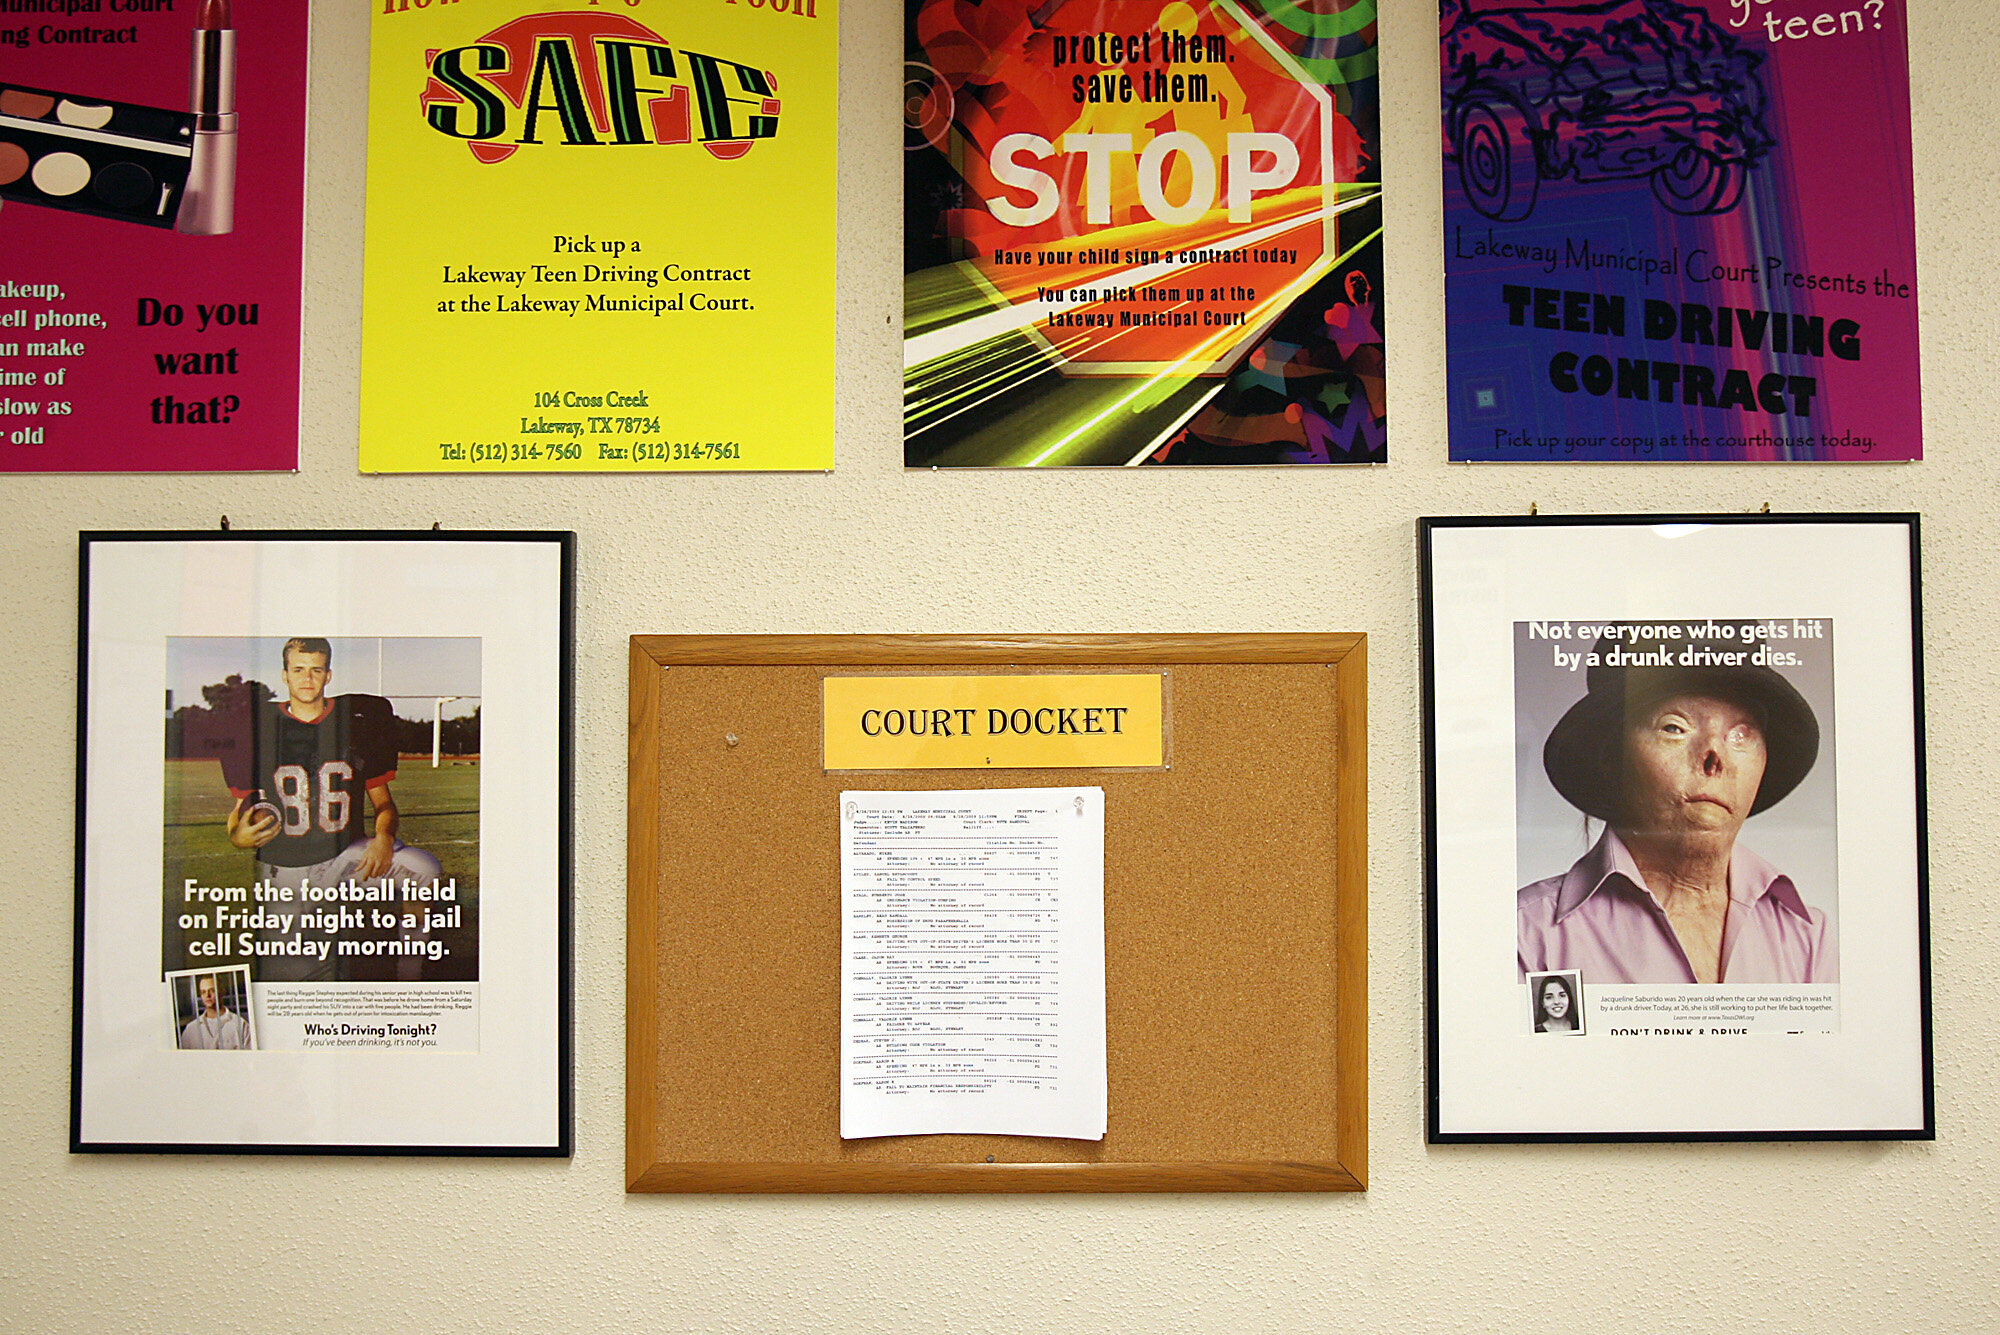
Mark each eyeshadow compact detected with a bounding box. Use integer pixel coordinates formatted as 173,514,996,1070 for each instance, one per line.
0,83,196,229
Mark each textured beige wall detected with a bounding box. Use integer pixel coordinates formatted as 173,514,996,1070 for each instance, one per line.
5,1,1997,1330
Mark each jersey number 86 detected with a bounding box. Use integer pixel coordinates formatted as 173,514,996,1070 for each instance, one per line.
272,760,355,835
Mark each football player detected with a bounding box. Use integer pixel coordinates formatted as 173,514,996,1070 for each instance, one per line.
220,637,443,980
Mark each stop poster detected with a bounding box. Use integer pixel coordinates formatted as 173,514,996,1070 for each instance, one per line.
903,0,1385,467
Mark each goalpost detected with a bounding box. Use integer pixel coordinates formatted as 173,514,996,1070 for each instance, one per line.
350,634,482,767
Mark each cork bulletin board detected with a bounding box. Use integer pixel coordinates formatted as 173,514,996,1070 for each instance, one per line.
627,634,1367,1192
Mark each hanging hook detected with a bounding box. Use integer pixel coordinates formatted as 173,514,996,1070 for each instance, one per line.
219,515,230,530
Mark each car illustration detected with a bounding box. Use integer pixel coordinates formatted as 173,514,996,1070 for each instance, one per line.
1442,0,1774,220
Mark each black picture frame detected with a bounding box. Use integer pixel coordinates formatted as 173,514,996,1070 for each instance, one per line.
1421,513,1931,1143
71,530,574,1156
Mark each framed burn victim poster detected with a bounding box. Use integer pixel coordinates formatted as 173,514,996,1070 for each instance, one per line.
72,531,573,1155
1421,514,1931,1142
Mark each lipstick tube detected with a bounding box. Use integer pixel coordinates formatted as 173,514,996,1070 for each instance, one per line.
175,0,235,235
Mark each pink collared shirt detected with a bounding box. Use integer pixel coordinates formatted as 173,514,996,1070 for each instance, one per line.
1518,829,1836,985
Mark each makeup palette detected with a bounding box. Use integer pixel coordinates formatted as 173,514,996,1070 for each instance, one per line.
0,83,196,228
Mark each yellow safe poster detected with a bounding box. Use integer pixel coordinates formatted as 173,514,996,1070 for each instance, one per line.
359,0,835,472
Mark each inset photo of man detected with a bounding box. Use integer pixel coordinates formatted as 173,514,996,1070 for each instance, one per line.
168,965,256,1051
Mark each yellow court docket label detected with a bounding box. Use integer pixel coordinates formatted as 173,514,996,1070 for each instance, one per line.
823,675,1166,770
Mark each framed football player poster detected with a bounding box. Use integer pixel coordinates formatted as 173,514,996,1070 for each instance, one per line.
71,531,573,1155
1421,514,1931,1142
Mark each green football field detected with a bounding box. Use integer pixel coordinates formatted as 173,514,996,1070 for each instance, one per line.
162,757,481,980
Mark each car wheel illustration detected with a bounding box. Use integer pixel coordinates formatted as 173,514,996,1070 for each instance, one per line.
1455,100,1540,221
1652,146,1746,214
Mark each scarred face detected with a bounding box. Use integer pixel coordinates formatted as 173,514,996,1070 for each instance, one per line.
1618,692,1768,844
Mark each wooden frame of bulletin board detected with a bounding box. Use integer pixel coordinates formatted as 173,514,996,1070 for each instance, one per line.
627,634,1367,1192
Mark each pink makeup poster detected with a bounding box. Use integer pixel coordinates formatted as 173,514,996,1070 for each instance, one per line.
0,1,306,472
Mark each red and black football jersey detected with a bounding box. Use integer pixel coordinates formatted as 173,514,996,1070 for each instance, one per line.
212,695,400,867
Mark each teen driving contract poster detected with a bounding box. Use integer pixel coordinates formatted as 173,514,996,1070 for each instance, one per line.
360,1,835,473
0,1,307,472
1440,0,1919,462
904,0,1384,467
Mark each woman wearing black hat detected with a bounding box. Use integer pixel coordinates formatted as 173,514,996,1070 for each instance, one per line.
1517,628,1835,985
